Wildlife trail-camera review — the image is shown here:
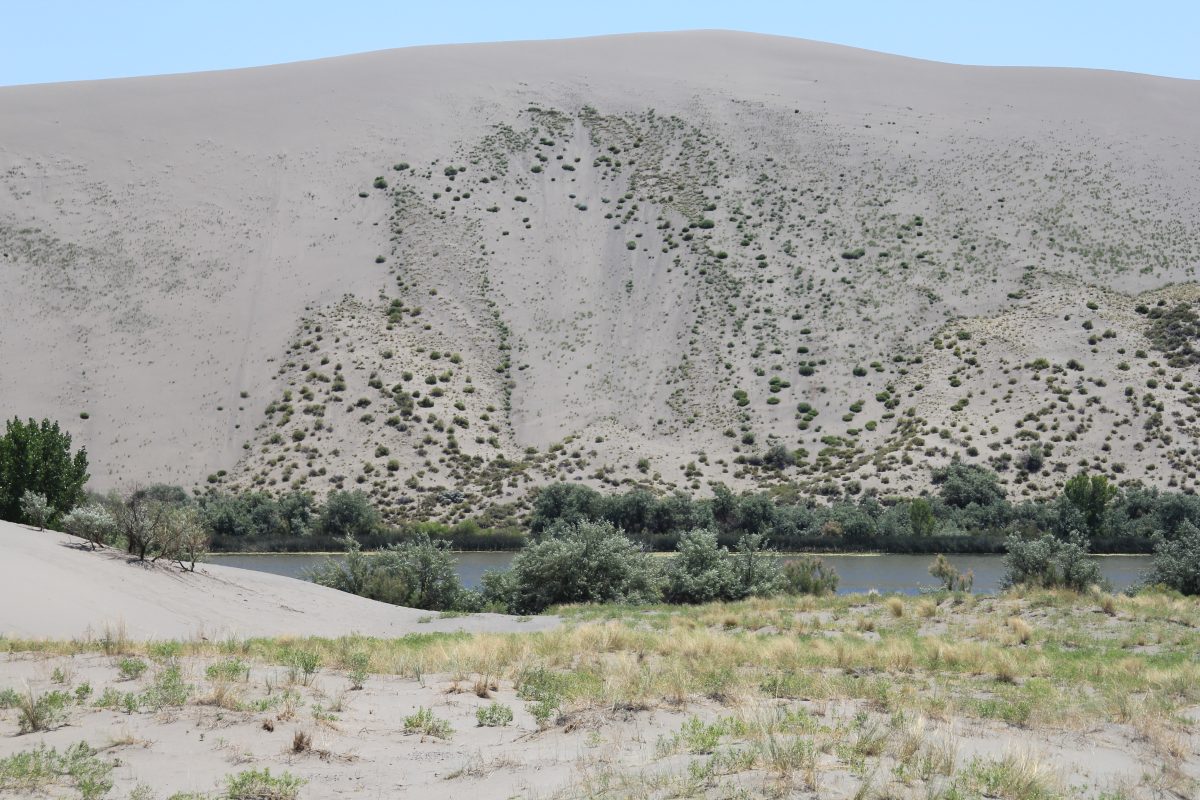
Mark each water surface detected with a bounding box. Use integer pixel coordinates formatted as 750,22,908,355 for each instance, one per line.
208,552,1150,594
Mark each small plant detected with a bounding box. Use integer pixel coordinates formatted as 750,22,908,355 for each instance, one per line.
205,658,250,683
781,556,839,595
19,490,50,530
17,689,70,734
403,706,453,739
286,650,322,686
224,768,304,800
141,665,191,710
0,687,19,708
346,652,370,690
475,702,514,727
118,657,148,681
0,741,114,800
928,554,974,592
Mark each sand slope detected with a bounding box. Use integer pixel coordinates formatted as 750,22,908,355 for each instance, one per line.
0,520,555,641
2,31,1198,505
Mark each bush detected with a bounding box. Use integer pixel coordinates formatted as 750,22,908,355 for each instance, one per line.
501,520,663,614
1002,532,1106,592
0,741,113,799
781,555,839,595
663,529,737,604
403,706,453,739
225,768,304,800
19,491,49,530
308,533,466,611
932,462,1005,508
319,490,380,538
1143,520,1200,595
61,504,115,549
141,665,191,710
0,417,89,527
475,702,514,727
928,554,974,592
16,689,70,734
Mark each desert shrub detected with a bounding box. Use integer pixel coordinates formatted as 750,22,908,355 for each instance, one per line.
19,490,49,530
780,555,839,595
141,665,191,710
663,529,737,604
0,417,89,526
932,462,1006,509
403,707,453,739
117,658,147,681
0,741,113,799
319,490,380,538
346,652,370,690
61,504,115,549
225,768,304,800
308,533,466,611
475,702,514,727
16,689,70,733
1002,532,1105,591
284,650,322,686
928,554,974,591
501,520,663,614
1142,520,1200,595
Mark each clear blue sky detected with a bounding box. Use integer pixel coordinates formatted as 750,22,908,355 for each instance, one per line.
3,0,1197,86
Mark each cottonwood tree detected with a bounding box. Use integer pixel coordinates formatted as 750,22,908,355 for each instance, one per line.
0,417,89,526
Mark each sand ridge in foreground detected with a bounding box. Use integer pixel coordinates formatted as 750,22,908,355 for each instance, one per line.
0,520,556,641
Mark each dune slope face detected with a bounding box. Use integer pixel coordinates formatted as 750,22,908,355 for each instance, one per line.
1,32,1199,516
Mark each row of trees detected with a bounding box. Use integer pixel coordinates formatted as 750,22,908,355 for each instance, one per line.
529,464,1200,553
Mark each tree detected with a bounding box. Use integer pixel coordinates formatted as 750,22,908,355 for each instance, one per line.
160,506,209,571
0,418,89,526
1143,520,1200,595
62,504,115,549
780,556,839,595
1062,472,1117,540
928,554,974,592
318,491,379,539
110,488,173,561
909,499,936,537
931,462,1005,508
19,490,50,530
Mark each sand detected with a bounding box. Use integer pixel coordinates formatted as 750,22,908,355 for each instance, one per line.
1,31,1198,510
0,521,556,642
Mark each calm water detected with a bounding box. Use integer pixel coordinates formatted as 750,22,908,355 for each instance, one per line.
208,552,1151,595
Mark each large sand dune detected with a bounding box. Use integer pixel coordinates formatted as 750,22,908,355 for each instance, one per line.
2,31,1198,511
0,521,555,641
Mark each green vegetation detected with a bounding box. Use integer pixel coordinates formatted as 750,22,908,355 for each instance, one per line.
0,417,89,527
0,742,113,799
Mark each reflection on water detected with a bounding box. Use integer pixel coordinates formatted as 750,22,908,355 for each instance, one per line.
209,551,1150,594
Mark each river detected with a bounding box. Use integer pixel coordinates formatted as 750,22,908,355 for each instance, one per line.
208,552,1151,595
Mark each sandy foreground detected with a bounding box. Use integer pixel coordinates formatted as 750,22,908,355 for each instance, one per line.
0,521,556,641
2,522,1198,798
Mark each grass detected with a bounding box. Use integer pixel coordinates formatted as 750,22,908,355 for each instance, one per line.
0,742,113,800
0,590,1196,797
225,768,304,800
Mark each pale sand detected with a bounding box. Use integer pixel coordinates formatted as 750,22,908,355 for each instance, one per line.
1,31,1198,504
0,521,555,641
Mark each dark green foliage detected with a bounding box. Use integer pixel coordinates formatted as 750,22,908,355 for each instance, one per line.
909,498,936,537
1002,532,1106,591
931,462,1005,508
1143,521,1200,595
200,491,314,542
1144,301,1199,367
498,520,662,614
319,490,380,538
1062,471,1118,540
0,418,89,526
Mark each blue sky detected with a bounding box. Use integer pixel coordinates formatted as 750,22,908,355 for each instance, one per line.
3,1,1197,86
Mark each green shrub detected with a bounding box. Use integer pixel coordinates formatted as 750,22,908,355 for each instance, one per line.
19,490,49,530
781,556,839,595
62,504,115,549
928,554,974,592
1143,521,1200,595
308,533,467,611
117,657,147,681
16,689,70,734
346,652,370,690
285,650,322,686
501,520,663,614
141,665,192,710
1002,532,1105,592
403,706,453,739
664,529,738,604
0,742,113,800
475,702,514,727
225,768,304,800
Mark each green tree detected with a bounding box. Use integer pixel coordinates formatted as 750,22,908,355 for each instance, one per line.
1143,520,1200,595
663,529,737,604
931,462,1005,508
318,491,380,539
1062,472,1118,540
909,498,936,537
0,417,89,526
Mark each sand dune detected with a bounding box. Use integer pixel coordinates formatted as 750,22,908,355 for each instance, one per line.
0,521,555,641
2,31,1198,510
